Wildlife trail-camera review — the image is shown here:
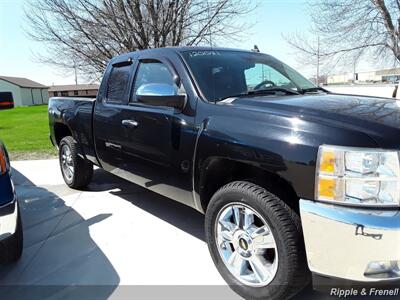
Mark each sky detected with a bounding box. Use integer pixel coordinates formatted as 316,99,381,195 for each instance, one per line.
0,0,75,85
0,0,362,86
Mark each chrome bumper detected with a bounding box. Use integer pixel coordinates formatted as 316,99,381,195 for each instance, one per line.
300,199,400,282
0,198,18,241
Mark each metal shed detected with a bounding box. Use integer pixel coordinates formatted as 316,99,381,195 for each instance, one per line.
0,76,49,107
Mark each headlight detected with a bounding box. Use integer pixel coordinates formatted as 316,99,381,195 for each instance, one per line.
316,145,400,206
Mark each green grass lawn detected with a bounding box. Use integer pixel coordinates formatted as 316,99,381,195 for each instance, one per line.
0,105,56,160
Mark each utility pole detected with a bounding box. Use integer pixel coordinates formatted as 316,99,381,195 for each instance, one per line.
316,36,320,86
73,61,78,85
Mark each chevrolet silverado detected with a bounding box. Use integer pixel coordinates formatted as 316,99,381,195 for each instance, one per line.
49,47,400,299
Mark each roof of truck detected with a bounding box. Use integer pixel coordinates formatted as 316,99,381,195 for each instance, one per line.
111,46,258,62
166,46,255,52
144,46,254,53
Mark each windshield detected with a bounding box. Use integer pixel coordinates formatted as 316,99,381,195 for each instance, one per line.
181,50,316,102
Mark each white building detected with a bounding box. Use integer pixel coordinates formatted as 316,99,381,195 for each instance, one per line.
327,73,354,84
48,84,99,98
0,76,49,107
327,68,400,85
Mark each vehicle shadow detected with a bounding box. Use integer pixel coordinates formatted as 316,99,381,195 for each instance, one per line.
89,170,321,299
2,165,326,299
0,169,120,300
89,169,206,241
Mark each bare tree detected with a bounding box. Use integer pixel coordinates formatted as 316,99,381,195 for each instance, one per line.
284,0,400,83
25,0,256,80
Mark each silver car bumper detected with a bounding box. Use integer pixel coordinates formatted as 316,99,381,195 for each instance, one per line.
0,198,18,241
300,199,400,282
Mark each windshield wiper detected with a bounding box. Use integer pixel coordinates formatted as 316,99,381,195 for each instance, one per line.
299,87,329,94
219,87,300,101
248,87,300,96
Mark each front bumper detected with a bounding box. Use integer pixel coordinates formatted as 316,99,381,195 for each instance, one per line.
0,198,18,241
300,199,400,282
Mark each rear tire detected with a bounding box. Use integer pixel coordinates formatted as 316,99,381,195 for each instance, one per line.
59,136,93,189
0,203,23,264
205,181,310,300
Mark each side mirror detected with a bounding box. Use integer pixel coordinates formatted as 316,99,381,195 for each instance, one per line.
0,92,14,110
136,83,186,110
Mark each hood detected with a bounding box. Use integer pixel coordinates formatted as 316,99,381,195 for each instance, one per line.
227,93,400,148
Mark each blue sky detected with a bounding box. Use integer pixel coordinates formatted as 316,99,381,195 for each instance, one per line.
236,0,312,66
0,0,314,85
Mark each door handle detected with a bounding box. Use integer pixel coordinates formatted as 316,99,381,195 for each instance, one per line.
122,119,139,128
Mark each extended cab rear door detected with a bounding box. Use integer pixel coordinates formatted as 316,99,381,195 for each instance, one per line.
93,57,135,173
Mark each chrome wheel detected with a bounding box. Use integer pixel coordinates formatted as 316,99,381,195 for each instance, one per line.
215,203,278,287
61,144,74,181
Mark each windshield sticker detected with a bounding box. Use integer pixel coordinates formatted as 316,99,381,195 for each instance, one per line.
188,51,221,57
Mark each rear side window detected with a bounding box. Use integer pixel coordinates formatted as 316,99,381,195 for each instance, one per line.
107,64,132,103
132,62,175,100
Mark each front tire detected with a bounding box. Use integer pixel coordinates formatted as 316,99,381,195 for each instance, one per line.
205,181,310,300
59,136,93,189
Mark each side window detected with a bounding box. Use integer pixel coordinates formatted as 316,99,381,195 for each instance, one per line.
106,64,132,104
132,61,176,100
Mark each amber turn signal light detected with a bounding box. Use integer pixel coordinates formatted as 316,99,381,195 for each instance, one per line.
0,146,7,175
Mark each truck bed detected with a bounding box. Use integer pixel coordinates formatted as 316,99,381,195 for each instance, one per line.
48,97,98,165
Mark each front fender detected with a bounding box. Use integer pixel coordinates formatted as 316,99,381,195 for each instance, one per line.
193,113,378,210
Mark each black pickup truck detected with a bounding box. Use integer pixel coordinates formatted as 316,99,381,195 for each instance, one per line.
49,47,400,300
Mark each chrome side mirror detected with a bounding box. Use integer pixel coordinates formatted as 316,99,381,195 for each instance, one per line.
136,83,186,110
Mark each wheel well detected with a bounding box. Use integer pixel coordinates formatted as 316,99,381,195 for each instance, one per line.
54,123,72,146
199,158,299,214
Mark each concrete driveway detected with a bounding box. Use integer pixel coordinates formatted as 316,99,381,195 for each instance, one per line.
0,160,319,300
